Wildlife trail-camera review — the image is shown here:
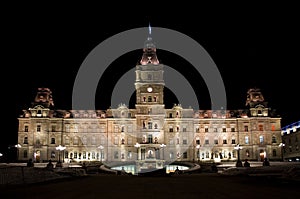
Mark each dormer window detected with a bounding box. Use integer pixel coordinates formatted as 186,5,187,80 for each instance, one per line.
37,110,42,117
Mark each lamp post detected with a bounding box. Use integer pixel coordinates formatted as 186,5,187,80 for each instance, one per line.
160,143,166,160
196,145,200,162
56,145,66,167
134,143,141,160
98,145,104,163
279,143,285,162
234,144,243,167
15,144,21,161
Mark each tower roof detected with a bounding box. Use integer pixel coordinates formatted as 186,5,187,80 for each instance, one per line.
140,24,159,65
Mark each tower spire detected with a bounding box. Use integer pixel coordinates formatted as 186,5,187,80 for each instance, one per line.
148,22,152,35
140,23,159,65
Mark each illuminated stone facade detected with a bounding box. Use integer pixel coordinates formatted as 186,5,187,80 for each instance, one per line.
17,33,282,165
281,121,300,161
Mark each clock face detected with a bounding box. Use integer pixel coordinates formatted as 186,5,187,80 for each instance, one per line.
147,87,153,92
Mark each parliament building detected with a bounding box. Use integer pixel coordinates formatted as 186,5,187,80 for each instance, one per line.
17,31,282,167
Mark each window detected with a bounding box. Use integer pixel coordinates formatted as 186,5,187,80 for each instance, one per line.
222,128,226,132
65,151,69,158
169,127,173,132
127,151,132,159
204,128,208,132
183,139,187,145
205,152,210,158
223,139,227,144
183,152,188,159
51,125,56,132
74,137,79,145
244,126,248,132
91,137,96,145
92,152,95,159
148,96,152,102
231,128,235,132
245,136,249,144
148,134,153,143
214,128,218,132
183,127,187,132
37,125,41,132
272,136,277,143
114,137,119,145
24,137,28,144
114,151,119,159
170,152,174,159
121,126,125,132
127,137,132,145
271,124,275,131
74,152,77,159
231,139,236,144
169,113,173,118
65,124,70,132
148,122,152,129
205,139,209,145
65,137,70,145
196,139,200,145
82,137,87,145
24,126,28,132
259,135,264,144
259,125,264,131
23,150,28,158
214,139,218,145
114,126,119,132
51,138,55,144
74,124,78,133
121,138,125,144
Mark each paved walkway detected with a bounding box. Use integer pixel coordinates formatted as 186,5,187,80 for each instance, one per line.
1,173,299,199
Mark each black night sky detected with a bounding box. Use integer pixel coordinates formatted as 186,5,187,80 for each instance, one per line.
2,5,299,154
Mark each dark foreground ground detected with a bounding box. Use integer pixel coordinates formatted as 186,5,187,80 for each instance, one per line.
1,173,299,199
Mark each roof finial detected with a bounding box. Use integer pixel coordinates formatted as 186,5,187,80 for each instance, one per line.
148,23,152,35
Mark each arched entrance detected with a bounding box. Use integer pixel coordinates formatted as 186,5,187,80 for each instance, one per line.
259,149,265,161
35,150,41,162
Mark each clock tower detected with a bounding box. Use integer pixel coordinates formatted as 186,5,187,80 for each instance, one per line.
134,26,166,162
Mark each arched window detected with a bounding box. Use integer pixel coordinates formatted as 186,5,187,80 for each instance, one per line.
259,135,264,144
272,135,277,143
24,137,28,144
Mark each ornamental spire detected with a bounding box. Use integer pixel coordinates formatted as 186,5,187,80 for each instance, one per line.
140,23,159,65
